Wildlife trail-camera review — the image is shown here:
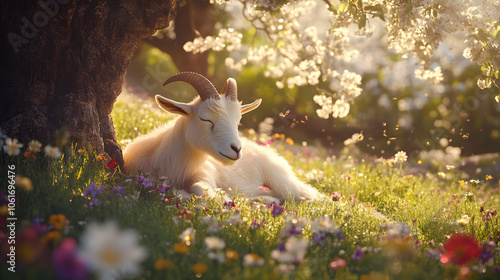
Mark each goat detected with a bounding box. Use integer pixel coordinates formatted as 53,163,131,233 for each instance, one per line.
123,72,322,204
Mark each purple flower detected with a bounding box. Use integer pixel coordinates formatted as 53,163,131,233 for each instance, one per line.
83,182,103,197
111,185,125,197
52,238,88,280
142,179,154,189
158,185,170,193
351,246,364,260
33,216,42,225
312,233,328,245
251,220,264,228
224,201,236,208
89,198,101,208
479,247,493,264
287,225,302,236
271,203,285,217
137,176,145,185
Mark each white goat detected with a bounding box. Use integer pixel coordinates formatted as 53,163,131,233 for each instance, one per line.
123,72,322,203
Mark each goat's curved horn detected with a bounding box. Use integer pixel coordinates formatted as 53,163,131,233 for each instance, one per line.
163,72,220,101
221,78,237,100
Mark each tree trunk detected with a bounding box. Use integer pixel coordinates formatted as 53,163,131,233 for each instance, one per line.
144,0,215,77
0,0,176,168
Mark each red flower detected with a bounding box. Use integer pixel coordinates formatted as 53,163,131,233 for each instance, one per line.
440,234,481,265
106,158,117,169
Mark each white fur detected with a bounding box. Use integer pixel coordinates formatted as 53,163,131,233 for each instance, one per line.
123,95,322,203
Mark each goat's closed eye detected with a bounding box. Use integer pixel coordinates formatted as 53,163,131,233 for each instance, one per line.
199,117,214,129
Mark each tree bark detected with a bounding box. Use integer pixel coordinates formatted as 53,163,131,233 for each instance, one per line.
0,0,176,168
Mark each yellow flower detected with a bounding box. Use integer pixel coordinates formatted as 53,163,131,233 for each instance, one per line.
0,205,8,215
15,176,33,191
49,214,66,231
174,242,190,254
285,137,294,145
485,175,493,180
155,259,174,270
192,263,207,275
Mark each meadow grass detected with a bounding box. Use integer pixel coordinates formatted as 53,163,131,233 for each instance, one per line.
0,93,498,280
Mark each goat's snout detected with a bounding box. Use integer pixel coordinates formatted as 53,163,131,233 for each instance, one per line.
230,144,241,154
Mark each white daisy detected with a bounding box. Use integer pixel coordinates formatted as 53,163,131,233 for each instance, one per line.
3,138,23,156
78,221,147,280
204,236,225,250
44,144,62,159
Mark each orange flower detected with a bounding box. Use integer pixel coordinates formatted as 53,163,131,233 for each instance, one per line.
49,214,66,231
155,259,174,270
97,154,109,161
225,248,239,261
174,242,190,254
24,149,36,161
42,230,61,244
192,263,207,275
285,137,294,145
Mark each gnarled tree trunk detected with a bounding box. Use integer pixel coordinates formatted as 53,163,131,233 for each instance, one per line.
0,0,176,167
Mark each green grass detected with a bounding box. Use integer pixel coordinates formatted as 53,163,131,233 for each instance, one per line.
0,93,498,280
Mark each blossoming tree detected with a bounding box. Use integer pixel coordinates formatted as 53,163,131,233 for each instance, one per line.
183,0,499,118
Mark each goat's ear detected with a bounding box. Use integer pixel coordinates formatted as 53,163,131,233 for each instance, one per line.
241,99,262,114
155,95,192,116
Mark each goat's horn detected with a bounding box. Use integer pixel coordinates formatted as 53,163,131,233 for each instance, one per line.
221,78,237,100
163,72,220,101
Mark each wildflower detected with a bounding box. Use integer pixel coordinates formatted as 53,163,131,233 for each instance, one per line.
225,248,239,261
3,138,23,156
386,222,412,238
106,158,118,169
174,242,190,254
328,257,347,270
192,263,207,275
331,192,344,202
111,185,125,197
394,151,408,162
79,221,147,279
24,149,36,161
310,216,335,235
482,210,497,221
44,144,62,159
251,219,264,229
89,198,101,208
243,253,265,266
154,259,174,270
208,251,226,262
479,247,493,264
204,236,225,250
49,214,66,231
179,227,195,245
28,140,42,153
485,175,494,180
82,182,103,197
440,234,481,265
271,203,285,217
351,246,364,260
271,237,308,264
457,215,470,226
52,238,88,280
15,176,33,191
